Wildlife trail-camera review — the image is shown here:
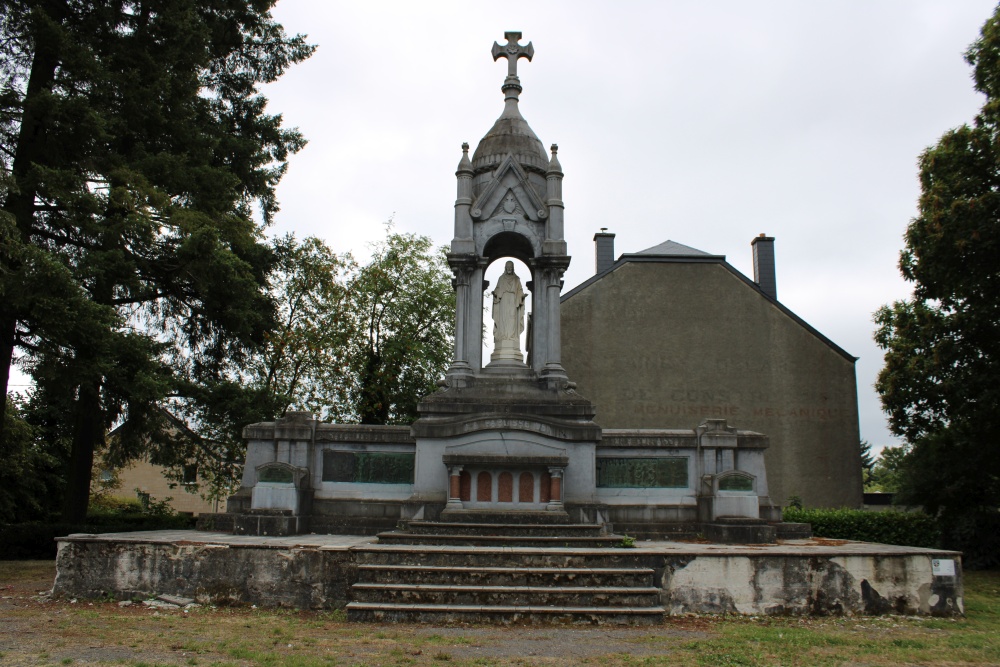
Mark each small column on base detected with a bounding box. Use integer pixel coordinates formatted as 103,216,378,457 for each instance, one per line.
546,466,564,511
447,465,465,509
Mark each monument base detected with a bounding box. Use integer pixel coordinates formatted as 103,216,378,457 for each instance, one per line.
52,530,965,620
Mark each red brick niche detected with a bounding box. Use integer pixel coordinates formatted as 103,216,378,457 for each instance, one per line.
498,472,514,502
477,471,492,502
459,471,471,501
518,472,534,503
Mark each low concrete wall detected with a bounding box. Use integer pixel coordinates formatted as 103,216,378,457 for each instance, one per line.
52,531,963,617
660,553,960,616
53,534,358,609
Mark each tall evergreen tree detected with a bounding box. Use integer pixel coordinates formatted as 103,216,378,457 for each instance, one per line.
0,1,314,520
874,6,1000,520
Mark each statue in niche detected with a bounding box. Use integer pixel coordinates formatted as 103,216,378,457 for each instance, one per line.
491,260,525,361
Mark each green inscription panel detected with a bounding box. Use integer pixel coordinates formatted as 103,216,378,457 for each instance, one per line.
258,466,294,484
718,474,754,492
596,457,688,488
322,451,414,484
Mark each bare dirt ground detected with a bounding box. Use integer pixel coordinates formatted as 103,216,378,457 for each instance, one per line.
0,560,709,666
2,561,997,667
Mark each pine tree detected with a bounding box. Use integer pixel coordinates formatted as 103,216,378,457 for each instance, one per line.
0,1,314,520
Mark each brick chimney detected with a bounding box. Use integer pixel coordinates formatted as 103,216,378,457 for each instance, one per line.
594,228,616,274
751,234,776,300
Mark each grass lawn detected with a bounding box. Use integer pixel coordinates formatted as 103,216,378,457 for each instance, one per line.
0,561,997,666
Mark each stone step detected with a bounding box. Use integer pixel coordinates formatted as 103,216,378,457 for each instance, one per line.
345,602,666,625
375,532,625,549
610,522,701,541
351,583,660,606
436,509,575,525
402,521,607,537
352,545,651,569
356,564,655,587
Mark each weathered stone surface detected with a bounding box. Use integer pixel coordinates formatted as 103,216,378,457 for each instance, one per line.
702,521,777,545
53,533,360,608
52,532,964,618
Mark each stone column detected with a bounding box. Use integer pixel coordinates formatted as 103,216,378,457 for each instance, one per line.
468,260,488,371
446,257,477,384
446,465,464,509
526,264,547,374
540,264,568,385
546,466,564,511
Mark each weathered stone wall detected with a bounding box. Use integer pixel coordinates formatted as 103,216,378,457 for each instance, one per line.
52,534,962,617
659,553,961,616
562,261,863,508
53,537,355,608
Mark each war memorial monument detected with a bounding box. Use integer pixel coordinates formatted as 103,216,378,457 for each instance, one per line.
53,33,964,622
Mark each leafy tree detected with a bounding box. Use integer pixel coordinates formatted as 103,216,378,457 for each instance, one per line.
341,227,455,425
0,1,314,521
863,445,908,494
253,235,354,420
164,234,353,500
163,229,455,498
874,7,1000,518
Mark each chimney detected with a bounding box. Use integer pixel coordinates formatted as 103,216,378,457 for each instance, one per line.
751,234,777,300
594,228,616,274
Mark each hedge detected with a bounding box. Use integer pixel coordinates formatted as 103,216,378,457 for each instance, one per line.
0,513,197,560
782,507,941,549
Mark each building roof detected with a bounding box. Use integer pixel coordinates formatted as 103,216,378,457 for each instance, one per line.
635,239,713,256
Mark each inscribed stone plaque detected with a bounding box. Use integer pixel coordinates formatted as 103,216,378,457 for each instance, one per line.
718,474,754,492
596,457,688,488
322,451,414,484
258,466,294,484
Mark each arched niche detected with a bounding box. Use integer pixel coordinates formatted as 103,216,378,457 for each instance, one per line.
481,229,538,265
483,255,533,365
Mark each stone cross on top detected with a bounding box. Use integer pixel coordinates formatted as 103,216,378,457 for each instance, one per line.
492,31,534,79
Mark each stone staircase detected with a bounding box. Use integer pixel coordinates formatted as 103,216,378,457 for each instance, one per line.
346,521,666,624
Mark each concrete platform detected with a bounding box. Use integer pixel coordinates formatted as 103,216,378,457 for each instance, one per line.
52,530,963,618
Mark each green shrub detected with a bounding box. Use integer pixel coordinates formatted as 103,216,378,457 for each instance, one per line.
88,495,145,514
783,507,941,548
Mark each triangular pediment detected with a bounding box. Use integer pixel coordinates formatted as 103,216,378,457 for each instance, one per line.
471,154,547,223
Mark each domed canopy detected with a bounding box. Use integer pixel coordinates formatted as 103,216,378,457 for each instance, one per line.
472,107,548,174
471,32,548,176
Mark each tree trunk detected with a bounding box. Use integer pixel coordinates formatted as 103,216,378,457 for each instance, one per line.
61,378,103,523
0,2,64,439
0,314,15,428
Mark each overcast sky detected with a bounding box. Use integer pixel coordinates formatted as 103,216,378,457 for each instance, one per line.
258,1,998,453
